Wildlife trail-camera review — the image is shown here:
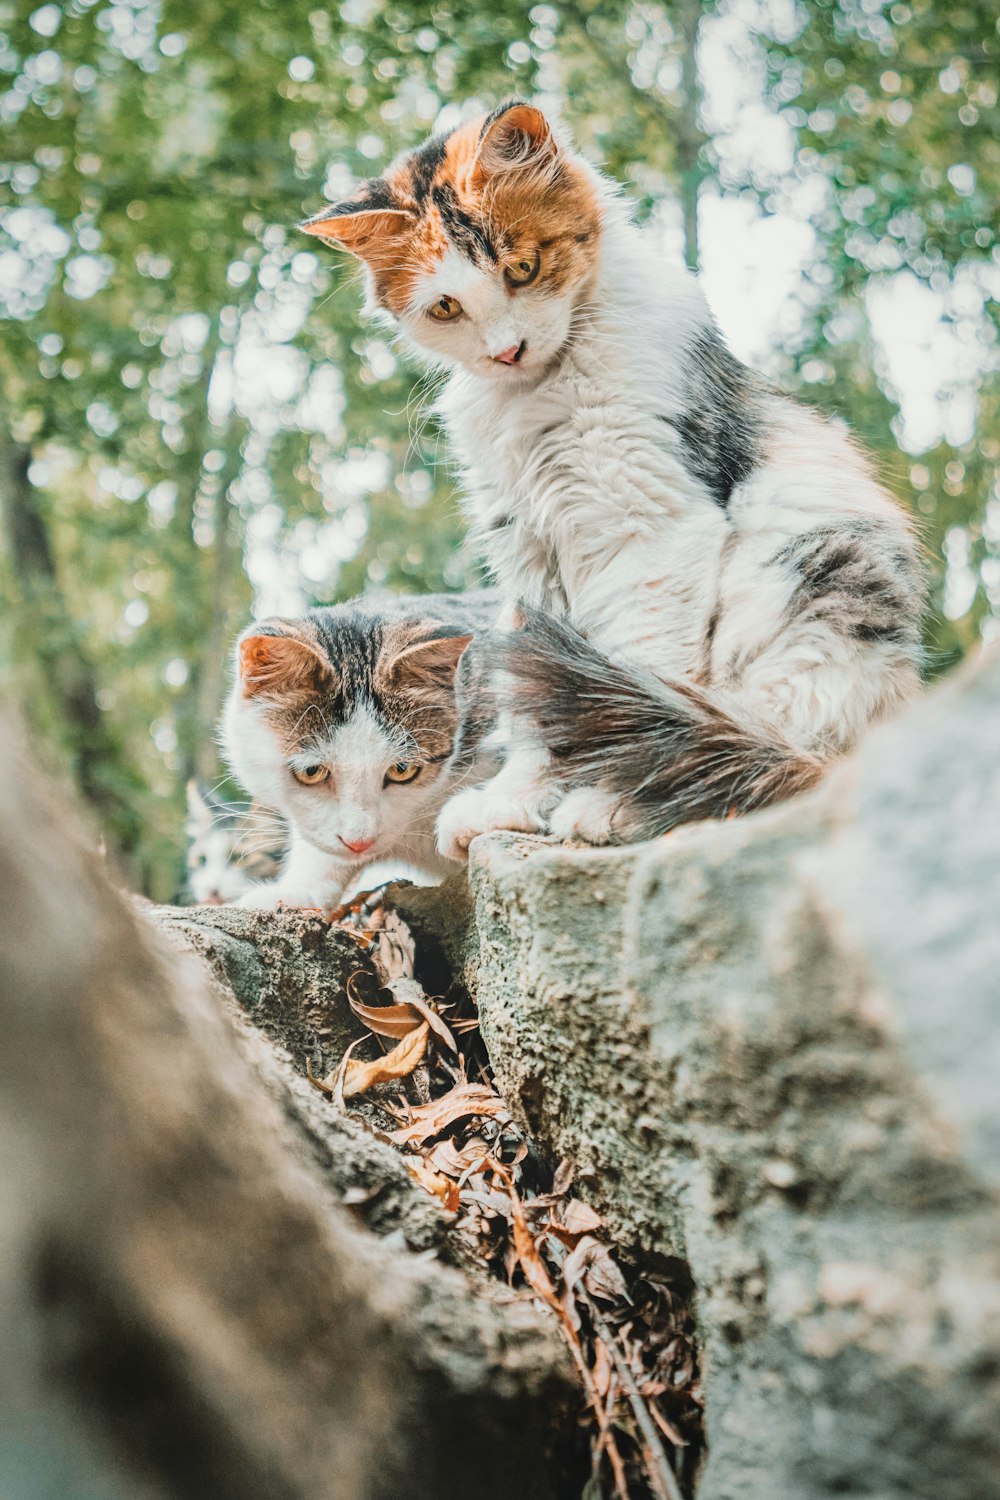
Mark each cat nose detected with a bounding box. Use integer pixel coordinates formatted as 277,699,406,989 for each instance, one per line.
340,836,376,855
493,341,526,365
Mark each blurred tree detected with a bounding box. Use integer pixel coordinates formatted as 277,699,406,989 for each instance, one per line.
0,0,996,894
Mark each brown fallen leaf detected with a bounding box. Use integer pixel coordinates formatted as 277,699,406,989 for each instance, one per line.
347,994,424,1041
369,907,416,982
403,1153,460,1213
387,976,457,1052
338,1022,429,1100
552,1157,575,1196
426,1135,492,1179
562,1234,630,1305
388,1082,510,1146
557,1198,605,1237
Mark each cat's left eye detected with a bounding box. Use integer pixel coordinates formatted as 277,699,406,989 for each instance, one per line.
504,250,540,288
384,761,420,785
292,764,330,785
428,295,463,322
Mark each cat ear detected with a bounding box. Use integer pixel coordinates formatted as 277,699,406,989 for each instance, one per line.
300,180,415,257
238,629,334,699
185,779,213,831
384,632,473,694
472,102,555,183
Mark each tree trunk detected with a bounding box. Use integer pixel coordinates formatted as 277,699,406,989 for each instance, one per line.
0,716,576,1500
0,438,142,861
674,0,706,274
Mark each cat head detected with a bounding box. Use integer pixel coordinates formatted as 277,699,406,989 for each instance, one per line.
184,781,286,904
223,608,472,863
301,102,603,381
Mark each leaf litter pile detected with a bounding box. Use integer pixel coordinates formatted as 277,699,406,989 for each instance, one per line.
311,885,703,1500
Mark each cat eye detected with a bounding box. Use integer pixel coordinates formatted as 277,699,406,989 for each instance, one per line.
428,295,463,322
292,764,330,785
504,250,540,288
384,761,420,785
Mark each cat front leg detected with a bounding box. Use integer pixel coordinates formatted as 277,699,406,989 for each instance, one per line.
547,785,621,846
236,833,352,910
436,738,561,861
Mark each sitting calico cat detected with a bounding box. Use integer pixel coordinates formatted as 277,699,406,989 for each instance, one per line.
303,103,924,849
223,593,496,908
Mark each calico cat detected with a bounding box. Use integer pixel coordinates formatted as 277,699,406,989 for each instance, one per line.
303,103,924,849
184,782,287,905
222,592,497,908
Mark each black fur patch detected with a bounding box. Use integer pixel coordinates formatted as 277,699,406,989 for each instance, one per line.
479,99,529,142
501,607,823,840
301,592,500,766
432,182,499,264
330,177,399,215
776,520,923,649
408,133,449,205
672,327,762,509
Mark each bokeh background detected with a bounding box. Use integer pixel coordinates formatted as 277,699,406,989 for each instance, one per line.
1,0,997,897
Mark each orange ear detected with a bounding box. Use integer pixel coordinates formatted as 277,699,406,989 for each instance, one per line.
473,103,555,183
238,633,334,698
385,633,472,692
302,199,416,258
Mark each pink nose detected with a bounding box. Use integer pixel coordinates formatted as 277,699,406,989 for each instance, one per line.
493,342,525,365
341,837,375,856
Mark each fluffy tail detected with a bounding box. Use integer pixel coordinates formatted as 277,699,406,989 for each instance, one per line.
501,608,825,841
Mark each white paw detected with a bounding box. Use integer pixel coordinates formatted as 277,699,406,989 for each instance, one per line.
436,786,547,863
548,787,619,846
235,883,321,910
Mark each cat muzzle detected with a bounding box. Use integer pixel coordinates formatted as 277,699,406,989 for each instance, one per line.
340,836,376,855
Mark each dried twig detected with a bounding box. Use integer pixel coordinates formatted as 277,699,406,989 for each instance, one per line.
584,1293,684,1500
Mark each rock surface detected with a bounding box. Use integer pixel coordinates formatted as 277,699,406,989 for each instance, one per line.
0,723,576,1500
467,648,1000,1500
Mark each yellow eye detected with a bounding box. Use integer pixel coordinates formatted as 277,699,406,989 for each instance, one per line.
504,250,540,288
428,295,463,322
292,764,329,785
384,761,420,785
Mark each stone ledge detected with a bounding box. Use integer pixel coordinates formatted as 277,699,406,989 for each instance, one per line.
467,648,1000,1500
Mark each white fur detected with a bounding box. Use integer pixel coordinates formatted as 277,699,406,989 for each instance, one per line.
387,191,919,855
223,690,490,908
397,243,579,384
184,785,259,904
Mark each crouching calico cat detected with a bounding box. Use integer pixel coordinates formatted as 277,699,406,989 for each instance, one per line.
303,102,926,851
223,593,496,908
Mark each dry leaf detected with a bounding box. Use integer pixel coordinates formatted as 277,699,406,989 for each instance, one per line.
403,1153,460,1212
511,1197,561,1310
427,1136,492,1179
370,908,416,982
340,1022,429,1099
563,1235,630,1304
556,1198,605,1237
552,1157,575,1196
348,994,425,1041
387,976,457,1052
388,1082,509,1146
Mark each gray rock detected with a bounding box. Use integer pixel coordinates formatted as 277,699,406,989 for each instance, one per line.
468,647,1000,1500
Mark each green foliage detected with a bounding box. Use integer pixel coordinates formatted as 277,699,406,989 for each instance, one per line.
0,0,996,894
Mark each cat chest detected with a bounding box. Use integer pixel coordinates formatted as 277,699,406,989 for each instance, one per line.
457,397,699,540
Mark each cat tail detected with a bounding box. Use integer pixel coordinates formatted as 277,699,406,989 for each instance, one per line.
501,607,825,841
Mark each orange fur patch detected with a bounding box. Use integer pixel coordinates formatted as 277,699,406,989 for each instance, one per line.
304,107,603,315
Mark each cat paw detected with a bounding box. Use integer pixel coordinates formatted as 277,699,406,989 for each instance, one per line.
235,883,315,910
548,787,619,846
436,787,547,863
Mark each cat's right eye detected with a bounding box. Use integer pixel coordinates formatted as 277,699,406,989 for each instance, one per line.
292,764,330,785
428,295,463,322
